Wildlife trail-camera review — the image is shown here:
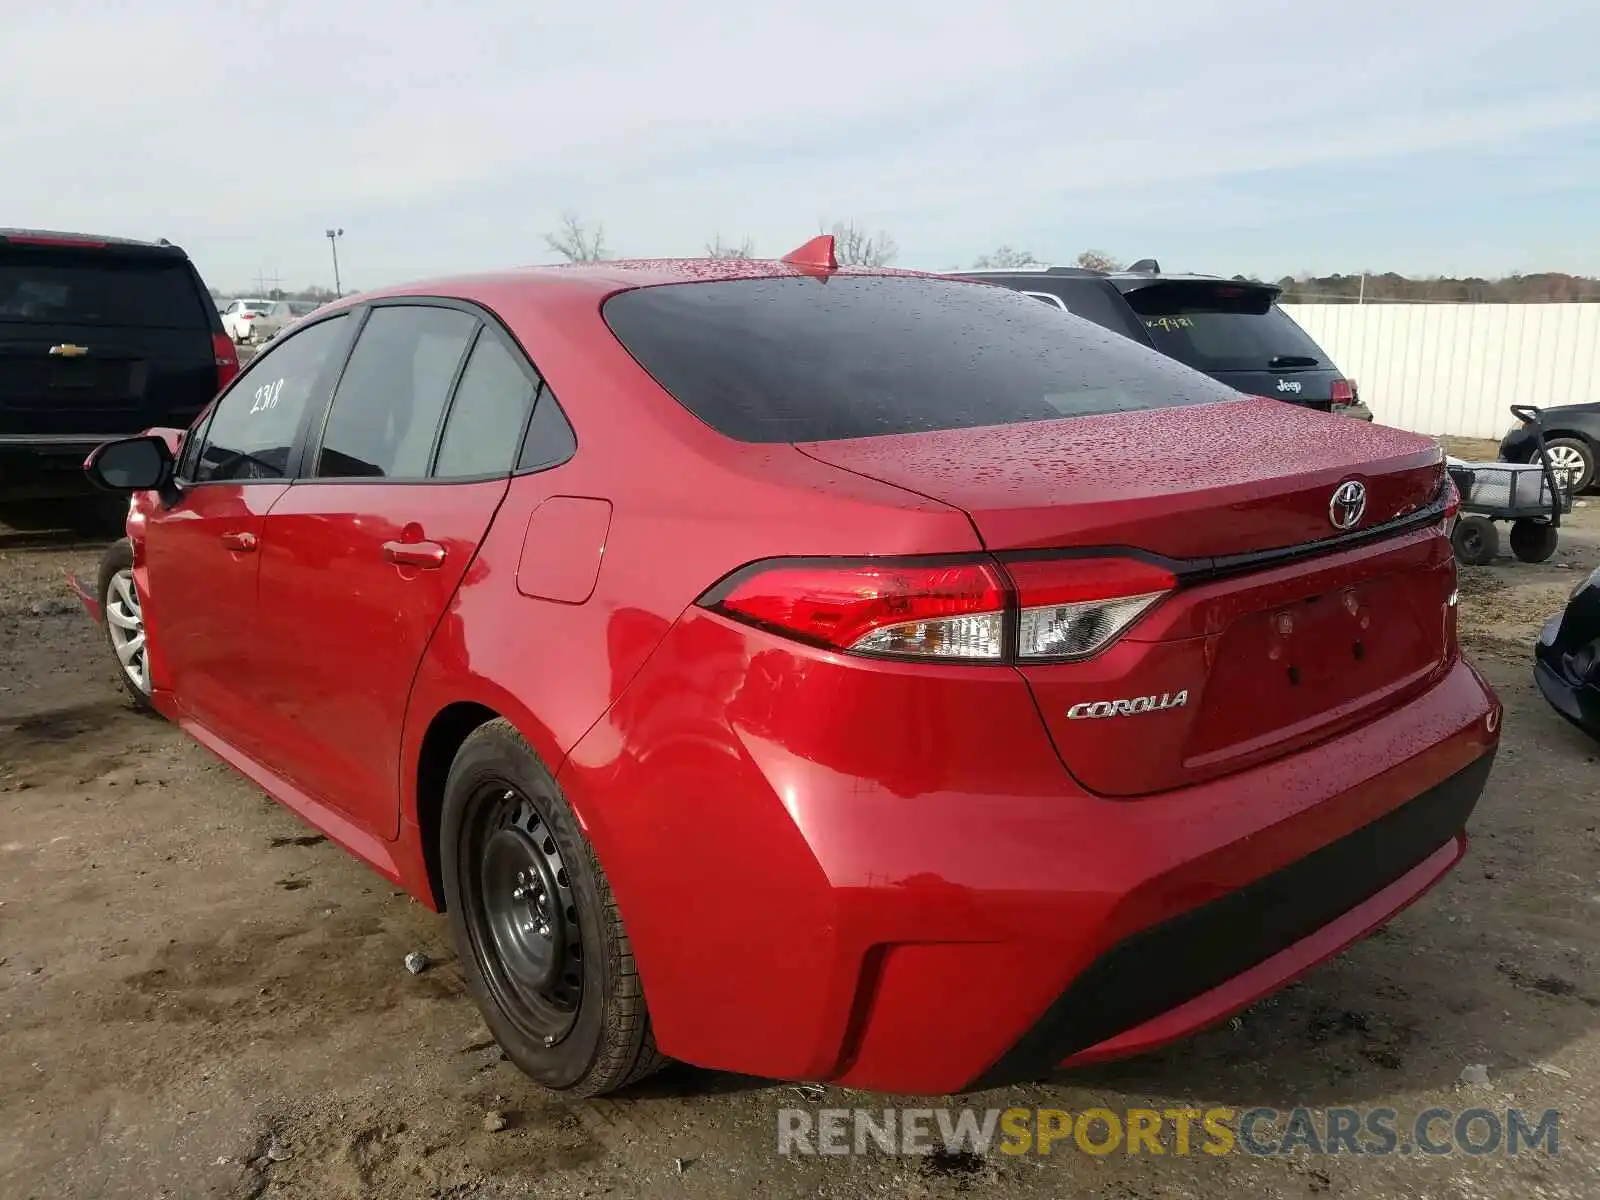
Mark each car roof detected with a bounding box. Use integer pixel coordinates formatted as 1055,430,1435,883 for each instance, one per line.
311,257,947,318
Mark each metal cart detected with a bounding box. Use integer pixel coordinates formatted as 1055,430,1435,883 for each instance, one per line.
1445,405,1568,566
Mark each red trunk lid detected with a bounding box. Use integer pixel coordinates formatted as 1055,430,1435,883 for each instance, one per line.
798,398,1456,795
797,398,1442,557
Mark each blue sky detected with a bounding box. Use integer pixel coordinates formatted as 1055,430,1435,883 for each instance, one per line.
4,0,1597,292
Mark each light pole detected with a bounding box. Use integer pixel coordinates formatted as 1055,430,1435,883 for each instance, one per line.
325,228,344,297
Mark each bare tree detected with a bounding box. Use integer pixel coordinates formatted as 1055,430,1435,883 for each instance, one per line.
705,235,755,260
972,245,1040,269
544,212,608,263
824,220,899,267
1075,249,1124,272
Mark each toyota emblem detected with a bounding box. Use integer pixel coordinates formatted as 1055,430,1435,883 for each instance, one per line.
1329,480,1367,530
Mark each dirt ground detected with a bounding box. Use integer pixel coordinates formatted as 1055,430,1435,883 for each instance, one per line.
3,445,1599,1199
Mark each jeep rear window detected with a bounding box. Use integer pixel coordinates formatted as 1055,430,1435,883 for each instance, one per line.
603,276,1238,443
0,252,207,328
1121,281,1328,374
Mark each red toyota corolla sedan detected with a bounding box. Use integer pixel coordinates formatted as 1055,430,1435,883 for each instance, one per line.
77,237,1501,1097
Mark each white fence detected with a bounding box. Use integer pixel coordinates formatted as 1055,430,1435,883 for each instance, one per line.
1280,302,1600,440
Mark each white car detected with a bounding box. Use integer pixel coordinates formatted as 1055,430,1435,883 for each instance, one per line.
220,298,274,344
253,299,324,342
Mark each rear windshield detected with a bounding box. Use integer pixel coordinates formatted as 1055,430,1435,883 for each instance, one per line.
0,253,206,328
1121,282,1328,374
603,276,1239,443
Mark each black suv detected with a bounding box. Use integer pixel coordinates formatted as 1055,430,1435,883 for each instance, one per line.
953,261,1370,420
0,229,237,501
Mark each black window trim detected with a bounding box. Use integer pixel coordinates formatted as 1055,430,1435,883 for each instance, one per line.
175,309,358,489
287,295,577,487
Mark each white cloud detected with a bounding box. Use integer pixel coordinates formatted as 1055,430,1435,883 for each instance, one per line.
3,0,1595,285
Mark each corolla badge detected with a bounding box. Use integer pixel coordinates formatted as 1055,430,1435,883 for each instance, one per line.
1276,378,1302,393
1067,691,1188,720
1329,480,1367,530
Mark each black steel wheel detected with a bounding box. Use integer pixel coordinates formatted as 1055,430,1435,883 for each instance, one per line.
1451,515,1499,567
441,719,665,1095
460,782,584,1045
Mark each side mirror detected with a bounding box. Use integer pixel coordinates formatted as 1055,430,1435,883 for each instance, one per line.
85,434,174,492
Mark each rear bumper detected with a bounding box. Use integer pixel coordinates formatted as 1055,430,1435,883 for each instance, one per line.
565,608,1501,1094
975,752,1489,1085
0,436,114,498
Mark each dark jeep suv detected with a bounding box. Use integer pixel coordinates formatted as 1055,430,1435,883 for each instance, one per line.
0,229,237,502
954,261,1371,420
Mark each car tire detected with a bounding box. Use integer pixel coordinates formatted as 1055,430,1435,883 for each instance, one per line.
97,539,153,709
441,718,666,1097
1543,437,1594,495
1451,515,1500,567
1509,519,1559,564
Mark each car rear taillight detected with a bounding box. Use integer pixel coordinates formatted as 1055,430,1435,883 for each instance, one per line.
1005,556,1176,660
1443,475,1461,519
711,560,1008,660
702,555,1174,663
212,332,239,391
1331,378,1355,405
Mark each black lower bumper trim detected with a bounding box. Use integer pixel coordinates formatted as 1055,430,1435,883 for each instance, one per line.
971,751,1496,1089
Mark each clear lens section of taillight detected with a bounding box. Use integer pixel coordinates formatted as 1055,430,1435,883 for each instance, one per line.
1005,556,1176,661
1016,592,1166,660
851,611,1004,659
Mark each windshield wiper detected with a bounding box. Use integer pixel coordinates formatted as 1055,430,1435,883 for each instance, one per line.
1269,355,1320,369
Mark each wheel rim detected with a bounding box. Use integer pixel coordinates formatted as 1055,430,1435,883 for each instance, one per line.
1460,528,1483,556
463,784,583,1045
1547,445,1586,490
105,568,150,694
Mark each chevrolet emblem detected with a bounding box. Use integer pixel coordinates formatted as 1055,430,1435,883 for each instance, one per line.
48,344,89,358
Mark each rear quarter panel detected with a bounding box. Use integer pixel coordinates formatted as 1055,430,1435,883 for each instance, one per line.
397,282,979,837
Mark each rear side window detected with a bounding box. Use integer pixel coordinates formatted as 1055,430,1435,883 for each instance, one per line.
316,305,477,479
433,332,538,478
0,251,207,328
1122,282,1328,373
604,276,1237,443
192,315,349,482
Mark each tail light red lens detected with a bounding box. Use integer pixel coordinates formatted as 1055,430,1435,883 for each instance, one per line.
712,561,1008,660
1443,475,1461,519
1331,379,1355,405
704,555,1174,663
212,332,240,392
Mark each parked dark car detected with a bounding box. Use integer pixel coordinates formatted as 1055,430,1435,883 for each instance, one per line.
0,229,237,502
954,262,1371,420
1499,403,1599,495
1534,566,1600,741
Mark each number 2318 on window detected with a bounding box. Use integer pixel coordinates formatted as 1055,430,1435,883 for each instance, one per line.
249,378,285,415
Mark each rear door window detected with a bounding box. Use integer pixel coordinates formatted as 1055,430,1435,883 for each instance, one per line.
603,275,1237,443
1121,282,1328,373
0,252,207,328
315,305,477,479
432,331,539,479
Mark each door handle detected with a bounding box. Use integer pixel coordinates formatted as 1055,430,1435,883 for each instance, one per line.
220,530,257,552
383,539,446,569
